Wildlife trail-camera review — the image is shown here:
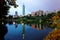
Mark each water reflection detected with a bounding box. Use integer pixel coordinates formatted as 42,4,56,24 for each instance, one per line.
27,23,45,30
5,24,22,40
5,23,53,40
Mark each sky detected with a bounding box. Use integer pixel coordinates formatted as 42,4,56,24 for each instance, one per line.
8,0,60,15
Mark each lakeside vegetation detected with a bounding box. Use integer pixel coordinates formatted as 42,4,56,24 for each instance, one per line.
6,10,60,29
18,10,60,29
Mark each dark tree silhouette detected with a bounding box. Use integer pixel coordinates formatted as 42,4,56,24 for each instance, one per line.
0,0,10,40
57,10,60,14
0,0,18,39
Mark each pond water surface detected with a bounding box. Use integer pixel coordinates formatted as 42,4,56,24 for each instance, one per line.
5,24,53,40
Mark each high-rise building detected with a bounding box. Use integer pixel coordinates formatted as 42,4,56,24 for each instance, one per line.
13,11,18,18
22,4,25,16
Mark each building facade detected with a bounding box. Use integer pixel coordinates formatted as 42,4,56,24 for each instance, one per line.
31,10,43,16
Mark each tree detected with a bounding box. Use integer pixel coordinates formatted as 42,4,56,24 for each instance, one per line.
0,0,9,40
57,10,60,14
0,0,17,40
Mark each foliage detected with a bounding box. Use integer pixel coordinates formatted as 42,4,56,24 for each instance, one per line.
0,0,10,15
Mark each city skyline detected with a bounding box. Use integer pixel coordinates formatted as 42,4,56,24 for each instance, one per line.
8,0,60,15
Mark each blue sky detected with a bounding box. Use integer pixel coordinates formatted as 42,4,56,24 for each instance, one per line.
8,0,60,15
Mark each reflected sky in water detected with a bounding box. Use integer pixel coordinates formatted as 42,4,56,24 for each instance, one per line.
5,24,53,40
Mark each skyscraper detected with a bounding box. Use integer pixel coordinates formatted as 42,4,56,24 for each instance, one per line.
22,4,25,16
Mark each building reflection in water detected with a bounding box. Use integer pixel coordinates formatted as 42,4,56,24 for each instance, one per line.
27,23,44,30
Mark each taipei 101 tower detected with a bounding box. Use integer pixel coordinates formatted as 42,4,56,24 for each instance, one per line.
22,3,25,16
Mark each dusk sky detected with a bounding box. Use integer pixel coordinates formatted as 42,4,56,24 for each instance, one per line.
8,0,60,15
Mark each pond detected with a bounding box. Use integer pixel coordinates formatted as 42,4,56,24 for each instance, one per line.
5,24,53,40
